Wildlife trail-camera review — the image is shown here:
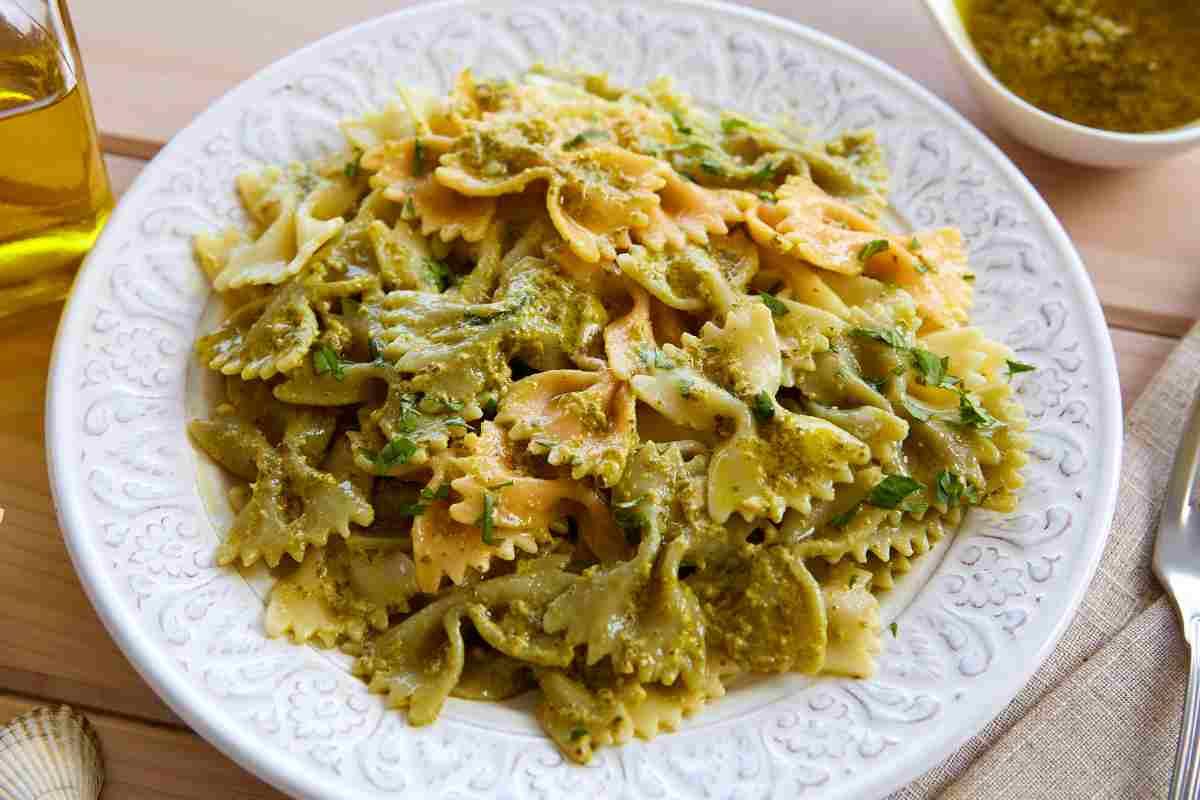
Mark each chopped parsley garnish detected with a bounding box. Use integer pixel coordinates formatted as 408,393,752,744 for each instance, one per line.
759,292,789,318
757,191,775,203
481,395,499,417
412,138,427,176
1006,359,1036,378
752,158,779,184
670,111,692,135
958,392,1002,430
721,117,750,133
858,239,890,263
343,150,362,179
889,622,899,637
372,437,418,472
849,326,908,350
751,391,775,423
867,475,925,510
699,158,724,176
392,398,420,433
312,344,346,382
908,237,922,252
829,504,860,528
477,491,498,544
426,258,452,291
935,470,979,508
564,129,610,149
398,482,451,517
910,348,959,389
962,272,977,282
569,727,588,741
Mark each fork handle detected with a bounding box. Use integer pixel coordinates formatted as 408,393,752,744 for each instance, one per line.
1170,617,1200,800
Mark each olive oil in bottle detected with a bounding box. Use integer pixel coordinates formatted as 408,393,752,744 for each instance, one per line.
0,2,111,317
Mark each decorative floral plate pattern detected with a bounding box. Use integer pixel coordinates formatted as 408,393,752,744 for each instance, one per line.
45,2,1122,798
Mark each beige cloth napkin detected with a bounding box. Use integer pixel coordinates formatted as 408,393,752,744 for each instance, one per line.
888,321,1200,800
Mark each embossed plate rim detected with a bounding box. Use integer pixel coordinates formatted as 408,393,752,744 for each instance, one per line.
46,1,1123,798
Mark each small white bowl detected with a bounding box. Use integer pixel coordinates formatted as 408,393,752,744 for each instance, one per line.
923,0,1200,168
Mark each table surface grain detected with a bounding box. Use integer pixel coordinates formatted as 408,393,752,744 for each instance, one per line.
0,2,1190,797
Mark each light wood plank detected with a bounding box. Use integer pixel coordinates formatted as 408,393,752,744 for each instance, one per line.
1110,328,1176,413
0,693,284,799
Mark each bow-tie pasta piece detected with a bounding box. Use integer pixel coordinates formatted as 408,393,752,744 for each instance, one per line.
616,231,758,316
196,281,319,380
436,116,670,263
362,135,496,243
543,530,705,686
496,369,635,487
747,175,922,276
216,433,374,568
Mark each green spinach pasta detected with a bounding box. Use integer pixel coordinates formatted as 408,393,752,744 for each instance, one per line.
188,67,1030,763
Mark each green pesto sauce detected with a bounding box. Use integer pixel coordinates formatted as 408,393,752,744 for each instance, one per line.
962,0,1200,133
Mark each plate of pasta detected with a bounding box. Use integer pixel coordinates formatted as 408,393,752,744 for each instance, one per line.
46,2,1121,799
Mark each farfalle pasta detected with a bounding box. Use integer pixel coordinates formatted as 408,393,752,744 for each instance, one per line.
188,67,1030,764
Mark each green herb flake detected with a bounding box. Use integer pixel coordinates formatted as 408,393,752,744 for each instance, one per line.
564,129,610,149
421,483,451,502
757,191,775,203
935,470,979,509
751,390,775,423
343,150,362,180
442,398,465,412
909,237,922,252
759,292,789,318
402,196,416,219
858,239,890,263
1006,359,1036,378
373,437,418,472
426,258,452,291
867,475,925,510
829,504,860,528
958,393,1002,430
963,272,977,282
569,727,588,741
670,111,692,135
753,158,778,184
412,138,427,177
477,491,498,544
481,395,499,417
721,117,750,134
910,348,959,389
849,326,908,350
312,344,346,382
889,622,899,637
699,158,724,176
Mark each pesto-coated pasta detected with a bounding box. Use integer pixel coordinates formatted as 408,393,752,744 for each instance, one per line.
188,67,1030,764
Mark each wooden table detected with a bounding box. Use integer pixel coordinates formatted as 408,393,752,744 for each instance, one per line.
0,1,1193,796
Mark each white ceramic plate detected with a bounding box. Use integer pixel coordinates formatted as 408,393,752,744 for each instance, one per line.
46,2,1122,798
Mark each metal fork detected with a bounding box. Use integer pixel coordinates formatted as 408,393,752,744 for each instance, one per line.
1154,394,1200,800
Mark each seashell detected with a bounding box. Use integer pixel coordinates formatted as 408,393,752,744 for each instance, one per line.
0,705,105,799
